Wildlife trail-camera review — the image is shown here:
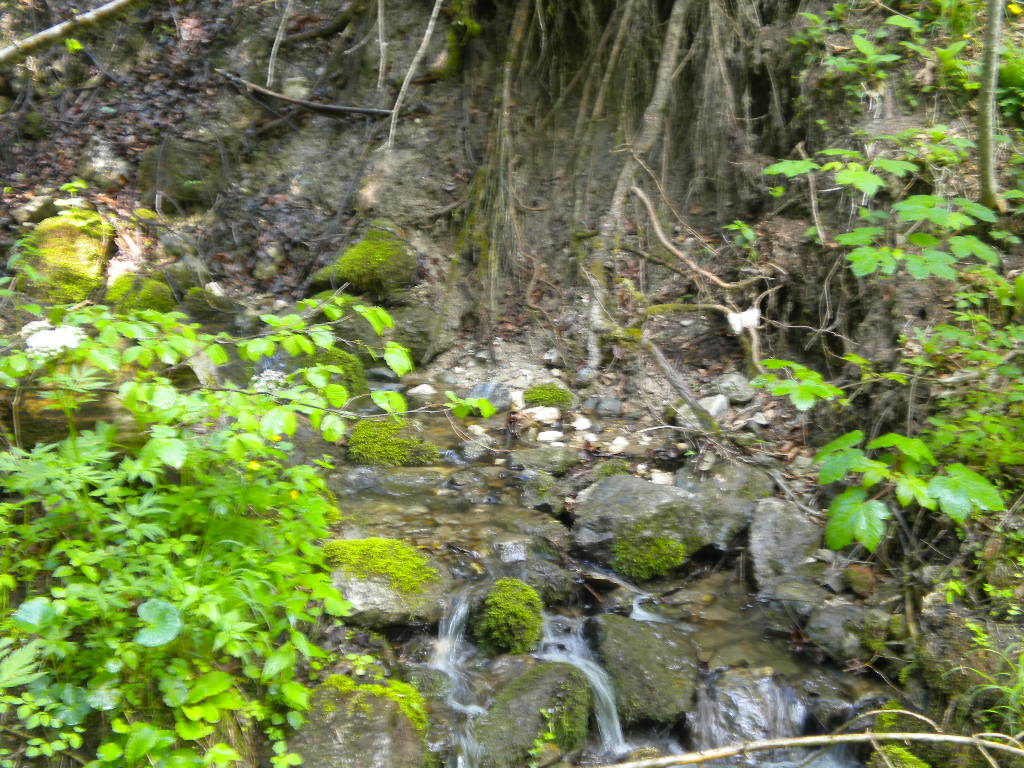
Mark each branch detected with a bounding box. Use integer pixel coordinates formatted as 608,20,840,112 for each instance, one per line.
0,0,149,67
637,335,720,434
215,69,391,117
593,732,1024,768
385,0,445,149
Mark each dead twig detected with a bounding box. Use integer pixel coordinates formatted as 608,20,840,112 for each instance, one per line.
385,0,445,149
215,69,391,117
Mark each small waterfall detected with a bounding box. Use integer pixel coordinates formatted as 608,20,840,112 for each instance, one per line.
630,593,668,622
537,614,629,759
429,590,484,768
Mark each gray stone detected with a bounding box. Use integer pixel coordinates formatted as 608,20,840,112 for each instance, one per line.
671,394,729,428
11,195,57,224
468,381,513,412
714,372,758,404
595,397,624,417
77,137,132,190
520,470,565,510
289,677,426,768
749,498,823,596
588,614,698,725
332,565,448,628
804,599,889,663
509,446,579,476
476,662,592,768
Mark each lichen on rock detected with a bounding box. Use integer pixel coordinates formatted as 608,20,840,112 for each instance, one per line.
346,419,441,467
475,578,544,655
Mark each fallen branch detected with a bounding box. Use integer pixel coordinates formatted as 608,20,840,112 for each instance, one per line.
215,69,391,117
594,732,1024,768
0,0,148,67
637,335,720,434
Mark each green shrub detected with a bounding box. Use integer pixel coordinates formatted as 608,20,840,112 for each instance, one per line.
346,419,440,466
322,538,439,595
523,383,573,409
475,578,544,655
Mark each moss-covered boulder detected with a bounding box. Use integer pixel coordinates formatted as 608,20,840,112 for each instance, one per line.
325,537,446,627
346,420,441,467
289,674,428,768
138,138,226,211
509,446,580,476
23,213,113,303
476,662,592,768
867,745,930,768
475,578,544,655
588,614,698,725
304,347,368,397
104,274,176,313
310,220,417,301
523,382,574,409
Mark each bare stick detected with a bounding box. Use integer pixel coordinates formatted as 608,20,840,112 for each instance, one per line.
266,0,294,88
385,0,445,149
592,732,1024,768
216,69,391,116
638,336,719,434
0,0,148,67
376,0,387,91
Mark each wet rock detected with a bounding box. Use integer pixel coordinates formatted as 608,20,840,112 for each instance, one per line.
588,614,698,725
749,498,823,598
804,598,889,663
674,462,775,532
289,675,427,768
594,397,624,417
713,372,757,404
328,466,388,496
520,470,565,510
11,194,57,224
378,468,448,495
468,381,513,412
509,446,579,476
476,662,592,768
520,558,576,605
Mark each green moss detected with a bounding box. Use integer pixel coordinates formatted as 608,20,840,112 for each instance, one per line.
610,527,688,582
24,213,113,303
323,537,439,595
475,578,544,655
594,458,631,478
309,347,369,396
319,674,428,734
346,420,441,467
523,383,573,410
867,745,931,768
105,274,176,313
311,221,417,298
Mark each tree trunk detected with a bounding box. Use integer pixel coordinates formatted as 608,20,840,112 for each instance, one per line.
979,0,1004,212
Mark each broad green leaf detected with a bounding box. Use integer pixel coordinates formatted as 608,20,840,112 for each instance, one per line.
205,344,229,366
953,198,998,223
948,235,1001,266
151,437,187,469
0,640,45,688
308,327,334,349
353,305,394,335
124,724,163,762
906,232,940,248
836,227,883,246
895,474,936,509
835,164,885,196
176,719,214,740
371,389,407,416
323,384,349,408
814,430,865,462
763,159,820,177
281,680,311,710
885,14,920,31
186,670,236,704
825,487,890,551
150,384,178,410
383,342,414,377
903,249,956,280
866,433,936,464
65,37,83,52
134,599,182,647
86,685,121,711
818,449,888,485
846,246,899,276
928,463,1005,523
262,408,297,438
11,598,56,632
851,35,878,57
871,157,917,177
261,645,296,681
97,743,123,762
304,368,329,389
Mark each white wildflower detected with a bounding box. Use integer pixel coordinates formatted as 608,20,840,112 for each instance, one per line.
25,325,87,357
251,369,288,392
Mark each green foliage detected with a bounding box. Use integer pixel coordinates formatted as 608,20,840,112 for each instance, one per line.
594,458,631,478
445,390,497,418
752,360,845,411
0,288,434,766
867,745,931,768
522,383,574,409
345,419,441,466
322,538,439,595
475,579,544,655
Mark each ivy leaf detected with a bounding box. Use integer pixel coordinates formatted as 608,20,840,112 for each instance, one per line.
134,599,182,647
764,159,820,177
835,163,885,196
928,463,1005,524
825,487,890,551
383,342,413,377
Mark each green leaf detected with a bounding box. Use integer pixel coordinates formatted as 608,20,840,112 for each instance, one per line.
0,640,45,688
835,163,885,196
323,383,349,408
353,305,394,336
928,464,1005,523
814,430,865,462
176,719,214,740
846,246,899,277
903,249,957,280
866,433,936,464
851,34,878,57
262,408,297,438
948,235,1001,266
11,598,56,633
825,487,890,551
134,599,182,647
885,14,920,31
152,437,188,469
763,159,820,177
818,448,887,484
261,645,296,682
205,344,229,366
281,680,311,710
186,670,236,704
86,685,121,711
871,157,917,177
371,390,407,416
97,743,123,761
383,342,414,377
953,198,998,223
895,474,935,509
124,724,162,762
65,37,83,52
836,227,883,246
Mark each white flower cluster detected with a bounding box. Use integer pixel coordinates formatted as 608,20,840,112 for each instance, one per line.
22,321,87,357
251,369,288,392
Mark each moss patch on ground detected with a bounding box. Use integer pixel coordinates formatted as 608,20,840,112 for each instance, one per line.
523,382,573,409
24,213,113,303
310,220,417,299
323,537,439,595
475,578,544,655
594,458,631,478
318,674,428,734
105,274,176,313
346,419,440,466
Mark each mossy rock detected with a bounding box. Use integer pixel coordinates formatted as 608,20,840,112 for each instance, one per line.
305,347,369,397
475,578,544,655
346,420,440,467
324,537,440,596
867,745,930,768
523,382,574,409
138,138,226,211
23,213,113,303
610,527,690,582
476,662,592,768
594,458,631,478
104,274,176,313
310,220,417,301
289,674,428,768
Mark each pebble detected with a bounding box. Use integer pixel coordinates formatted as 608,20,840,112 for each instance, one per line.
406,383,438,398
536,430,564,442
714,372,757,404
571,415,592,431
606,436,630,454
522,406,560,424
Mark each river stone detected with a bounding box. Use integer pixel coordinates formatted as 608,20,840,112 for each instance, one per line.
468,381,513,412
749,498,823,597
714,372,757,404
520,470,566,510
572,471,766,570
476,661,592,768
588,614,698,725
377,468,448,495
509,446,579,475
332,564,448,628
668,394,729,428
289,678,425,768
804,598,889,663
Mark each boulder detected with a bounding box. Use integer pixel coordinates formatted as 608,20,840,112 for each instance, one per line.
510,446,579,476
289,675,427,768
77,136,132,190
749,498,824,600
804,598,890,663
309,220,417,302
23,213,113,303
476,662,592,768
588,614,698,725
